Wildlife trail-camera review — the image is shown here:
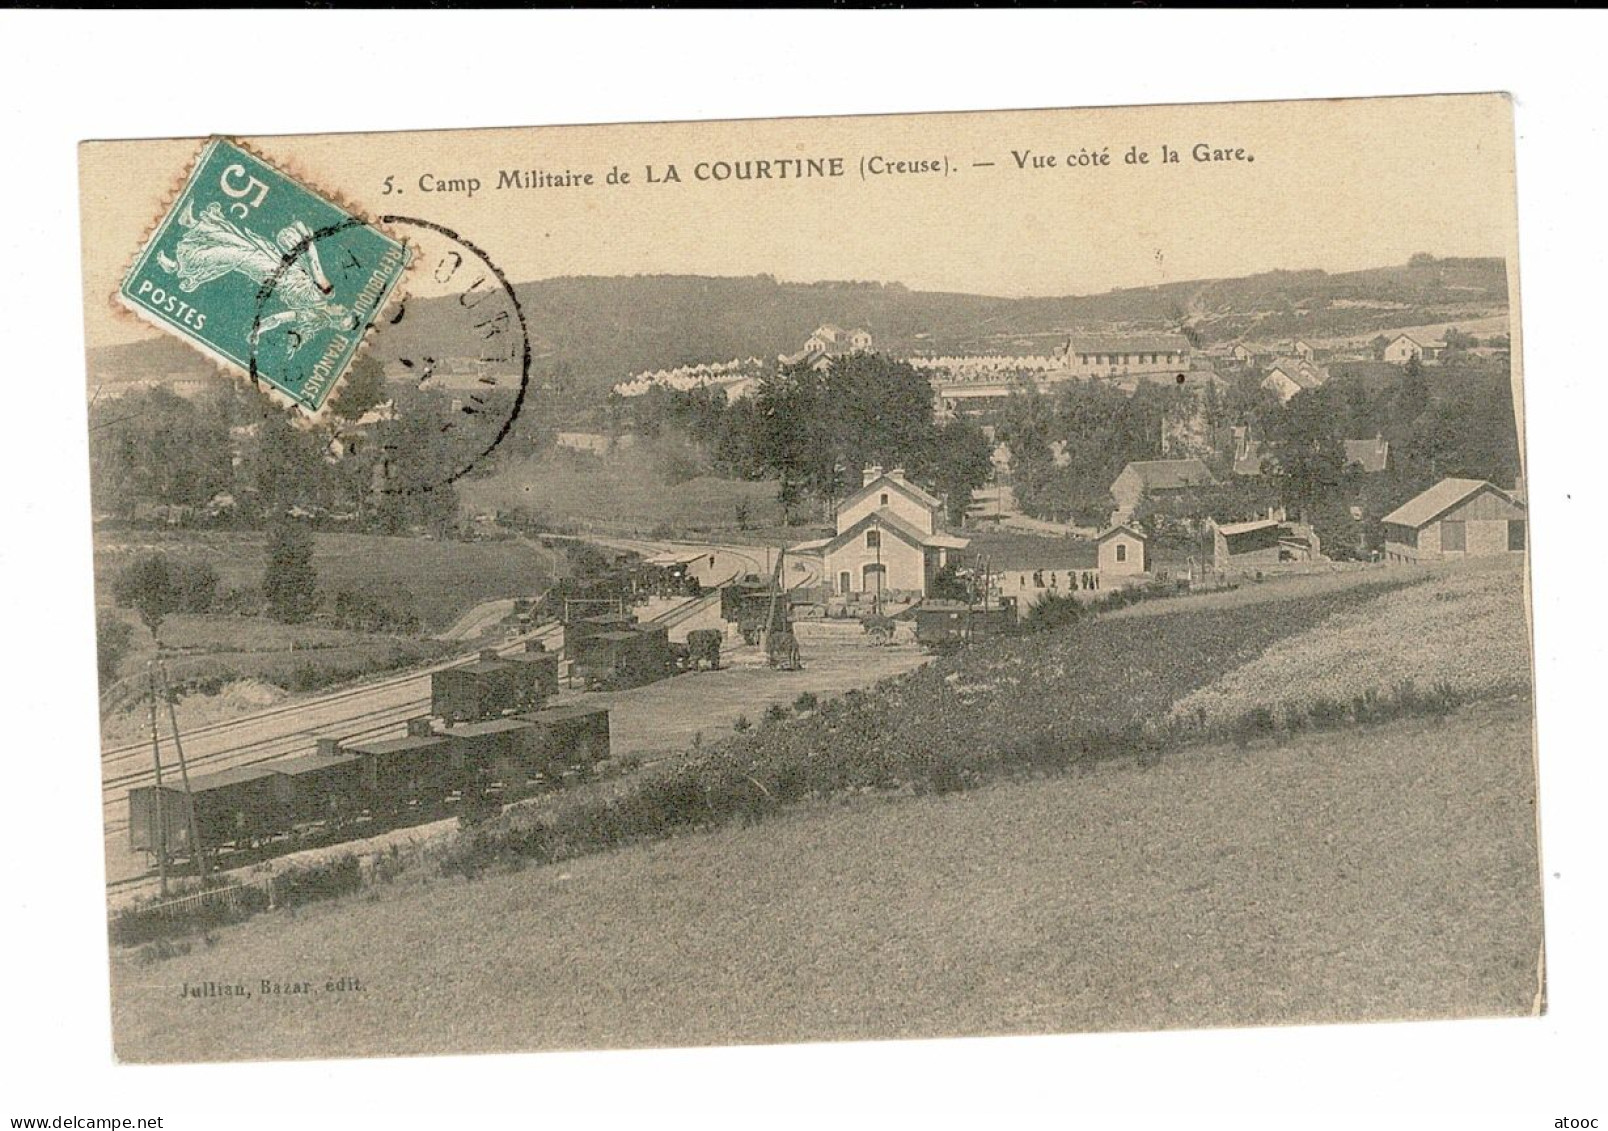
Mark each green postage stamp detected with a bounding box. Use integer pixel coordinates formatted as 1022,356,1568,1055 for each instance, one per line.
118,138,410,414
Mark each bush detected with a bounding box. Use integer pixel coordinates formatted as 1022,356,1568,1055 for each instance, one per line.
793,691,819,713
173,561,219,613
1023,591,1088,634
733,713,752,733
109,882,271,948
96,614,135,690
330,585,421,634
763,703,791,725
269,854,363,909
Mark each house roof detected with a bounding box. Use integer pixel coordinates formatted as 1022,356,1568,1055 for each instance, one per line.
1215,517,1281,537
1343,438,1390,473
1391,332,1447,349
644,551,707,567
1381,478,1519,529
1116,458,1217,491
840,470,943,514
824,509,969,555
1233,440,1267,476
1267,363,1326,390
1097,523,1146,543
1064,334,1191,357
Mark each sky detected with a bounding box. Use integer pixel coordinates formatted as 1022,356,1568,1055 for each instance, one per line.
79,93,1517,349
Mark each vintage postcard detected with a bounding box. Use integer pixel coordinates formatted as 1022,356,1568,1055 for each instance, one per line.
81,94,1541,1063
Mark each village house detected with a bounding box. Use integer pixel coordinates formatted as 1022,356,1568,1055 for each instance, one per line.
1291,338,1317,363
1109,458,1218,521
789,466,969,600
1230,426,1268,477
1381,478,1526,564
1261,357,1329,404
1343,436,1391,474
1206,512,1321,570
1383,332,1446,365
1230,343,1258,365
1097,524,1148,577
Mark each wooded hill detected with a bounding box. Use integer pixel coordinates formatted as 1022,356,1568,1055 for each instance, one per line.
88,256,1507,401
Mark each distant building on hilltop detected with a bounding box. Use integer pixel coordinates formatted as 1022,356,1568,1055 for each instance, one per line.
780,324,874,370
1381,478,1525,564
1055,333,1192,379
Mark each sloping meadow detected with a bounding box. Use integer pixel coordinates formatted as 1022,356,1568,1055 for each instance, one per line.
445,566,1526,878
1170,561,1532,729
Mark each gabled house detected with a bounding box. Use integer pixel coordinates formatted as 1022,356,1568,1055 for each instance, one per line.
790,465,969,599
1207,513,1320,569
780,324,874,370
1261,357,1329,404
1097,524,1148,577
1109,458,1218,520
1230,426,1268,477
1383,333,1446,365
1381,478,1526,564
1343,436,1390,474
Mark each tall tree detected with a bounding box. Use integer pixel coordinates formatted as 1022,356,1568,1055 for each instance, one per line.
263,522,319,624
112,554,182,642
931,419,995,526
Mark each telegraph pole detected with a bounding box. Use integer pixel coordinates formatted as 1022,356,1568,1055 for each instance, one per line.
145,663,168,898
159,660,208,880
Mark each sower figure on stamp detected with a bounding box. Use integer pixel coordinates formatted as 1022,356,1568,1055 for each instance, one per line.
157,200,357,356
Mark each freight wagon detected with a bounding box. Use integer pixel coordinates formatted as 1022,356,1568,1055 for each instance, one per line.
569,625,676,690
129,704,614,870
913,598,1020,649
129,764,292,856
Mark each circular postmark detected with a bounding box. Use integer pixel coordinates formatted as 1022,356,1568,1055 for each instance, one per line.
250,215,531,495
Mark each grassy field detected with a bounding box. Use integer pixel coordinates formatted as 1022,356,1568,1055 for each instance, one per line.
95,529,557,633
460,448,784,537
108,695,1540,1061
105,559,1541,1060
1171,559,1531,727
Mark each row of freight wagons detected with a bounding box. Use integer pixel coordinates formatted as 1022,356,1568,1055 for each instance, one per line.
128,704,610,859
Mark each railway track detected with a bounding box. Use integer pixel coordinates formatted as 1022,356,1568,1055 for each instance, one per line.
100,622,565,821
102,594,721,887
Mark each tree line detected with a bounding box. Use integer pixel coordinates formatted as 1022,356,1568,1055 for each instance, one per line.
996,354,1521,556
611,352,996,525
